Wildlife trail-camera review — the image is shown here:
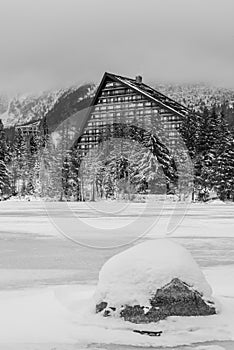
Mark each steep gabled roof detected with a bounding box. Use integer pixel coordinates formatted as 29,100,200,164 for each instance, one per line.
91,72,193,119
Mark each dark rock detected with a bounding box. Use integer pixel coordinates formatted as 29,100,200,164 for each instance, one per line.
96,301,108,313
151,278,216,316
120,278,216,323
110,307,116,311
96,278,216,324
103,309,111,317
120,305,146,324
133,330,163,336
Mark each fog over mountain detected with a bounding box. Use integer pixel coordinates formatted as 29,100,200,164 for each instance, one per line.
0,0,234,95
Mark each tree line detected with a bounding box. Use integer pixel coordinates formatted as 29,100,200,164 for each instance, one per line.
0,103,233,201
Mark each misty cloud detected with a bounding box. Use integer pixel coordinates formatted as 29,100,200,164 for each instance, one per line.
0,0,233,94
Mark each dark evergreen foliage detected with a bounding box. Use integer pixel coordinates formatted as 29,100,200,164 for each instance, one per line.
180,106,234,201
0,120,10,197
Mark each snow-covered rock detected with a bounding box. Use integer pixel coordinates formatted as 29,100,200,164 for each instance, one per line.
94,239,216,322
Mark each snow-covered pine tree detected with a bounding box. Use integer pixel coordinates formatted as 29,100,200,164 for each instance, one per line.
9,130,22,194
193,107,220,199
180,105,234,201
211,140,234,201
39,134,64,199
20,134,33,196
10,128,31,196
209,110,234,201
141,128,177,186
0,120,11,197
179,112,201,160
68,147,82,201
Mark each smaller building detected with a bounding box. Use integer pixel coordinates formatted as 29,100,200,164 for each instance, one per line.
15,120,40,137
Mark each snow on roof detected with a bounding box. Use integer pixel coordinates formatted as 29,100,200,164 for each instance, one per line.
94,239,213,308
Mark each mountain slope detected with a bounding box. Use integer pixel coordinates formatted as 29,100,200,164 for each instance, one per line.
43,83,95,133
0,83,96,132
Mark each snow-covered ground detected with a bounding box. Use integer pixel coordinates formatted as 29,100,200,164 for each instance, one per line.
0,267,234,349
0,200,234,349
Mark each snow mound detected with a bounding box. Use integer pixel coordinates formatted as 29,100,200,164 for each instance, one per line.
94,239,213,308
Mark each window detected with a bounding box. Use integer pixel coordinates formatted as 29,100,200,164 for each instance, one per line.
106,82,114,88
145,102,151,107
169,132,176,137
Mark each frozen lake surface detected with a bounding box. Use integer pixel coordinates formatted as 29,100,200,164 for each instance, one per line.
0,200,233,289
0,200,233,349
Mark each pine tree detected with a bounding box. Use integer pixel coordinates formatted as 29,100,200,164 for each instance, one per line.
180,105,234,201
179,112,201,159
194,107,221,199
211,140,234,201
0,120,10,197
40,135,64,199
68,147,82,201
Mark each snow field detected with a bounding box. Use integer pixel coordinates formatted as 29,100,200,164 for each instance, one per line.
0,201,233,348
0,265,233,348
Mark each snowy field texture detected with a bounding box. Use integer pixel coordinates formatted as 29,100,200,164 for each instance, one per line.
0,200,234,349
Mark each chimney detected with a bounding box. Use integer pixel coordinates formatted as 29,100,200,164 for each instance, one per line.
135,75,142,84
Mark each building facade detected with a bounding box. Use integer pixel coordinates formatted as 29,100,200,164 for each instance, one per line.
77,72,191,158
15,120,40,137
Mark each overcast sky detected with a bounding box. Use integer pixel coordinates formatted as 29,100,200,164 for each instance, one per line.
0,0,233,94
